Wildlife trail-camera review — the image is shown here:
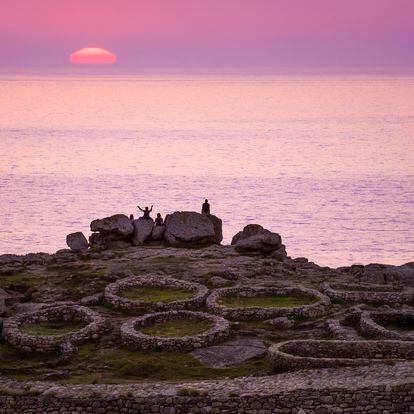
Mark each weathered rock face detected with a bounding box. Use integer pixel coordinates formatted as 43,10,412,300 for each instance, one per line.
132,219,154,246
231,224,286,255
0,288,8,316
359,263,414,287
66,232,89,252
164,211,221,246
89,232,127,249
265,316,295,329
90,214,134,236
231,224,264,244
191,338,266,367
205,214,223,244
150,225,166,241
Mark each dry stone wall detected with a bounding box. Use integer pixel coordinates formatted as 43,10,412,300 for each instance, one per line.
104,276,209,313
268,339,414,370
206,286,330,320
2,303,107,354
0,383,413,413
120,310,229,350
321,282,414,305
359,309,414,341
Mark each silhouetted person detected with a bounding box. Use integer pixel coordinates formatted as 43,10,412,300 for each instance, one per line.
137,205,153,220
129,214,134,220
155,213,164,226
202,199,210,214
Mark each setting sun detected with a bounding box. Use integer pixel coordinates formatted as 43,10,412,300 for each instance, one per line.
69,47,117,64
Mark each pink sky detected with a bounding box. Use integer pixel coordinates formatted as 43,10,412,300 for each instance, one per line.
1,0,414,67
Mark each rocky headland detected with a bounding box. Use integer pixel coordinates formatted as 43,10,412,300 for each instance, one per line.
0,211,413,413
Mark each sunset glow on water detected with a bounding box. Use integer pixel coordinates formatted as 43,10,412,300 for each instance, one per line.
1,72,413,266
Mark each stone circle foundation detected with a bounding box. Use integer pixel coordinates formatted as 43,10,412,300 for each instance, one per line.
2,303,107,354
359,309,414,341
120,310,230,350
321,282,414,305
104,275,209,313
206,286,330,320
268,339,414,370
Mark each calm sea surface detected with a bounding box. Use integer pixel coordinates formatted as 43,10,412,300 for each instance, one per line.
0,73,413,267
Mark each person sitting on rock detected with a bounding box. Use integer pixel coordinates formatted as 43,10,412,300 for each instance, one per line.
137,205,153,220
129,214,134,220
201,199,210,214
155,213,164,226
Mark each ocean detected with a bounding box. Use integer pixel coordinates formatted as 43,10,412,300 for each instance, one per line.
1,71,413,267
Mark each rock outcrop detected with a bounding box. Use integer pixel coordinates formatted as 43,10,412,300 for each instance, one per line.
359,262,414,287
132,219,154,246
231,224,286,255
150,225,166,241
90,214,134,236
191,338,266,367
66,232,89,252
164,211,222,246
89,231,128,250
89,214,134,249
205,214,223,244
0,288,8,316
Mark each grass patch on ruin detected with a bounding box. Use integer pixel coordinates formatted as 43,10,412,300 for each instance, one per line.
62,345,271,384
220,293,317,308
0,387,41,397
49,268,108,299
177,387,201,396
0,273,47,290
20,320,87,336
140,318,214,337
1,328,268,384
0,343,59,376
119,285,195,303
383,320,414,332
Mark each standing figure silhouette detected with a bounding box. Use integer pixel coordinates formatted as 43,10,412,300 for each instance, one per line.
201,199,210,214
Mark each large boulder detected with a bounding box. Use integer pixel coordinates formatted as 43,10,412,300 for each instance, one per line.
89,232,128,249
90,214,134,236
164,211,221,246
151,225,166,241
66,232,89,252
132,219,154,246
231,224,286,255
231,224,264,244
205,214,223,244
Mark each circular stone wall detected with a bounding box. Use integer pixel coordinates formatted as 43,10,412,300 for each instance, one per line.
104,276,209,313
321,282,413,305
268,339,414,370
359,310,414,341
120,310,229,351
2,303,107,354
206,286,330,320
